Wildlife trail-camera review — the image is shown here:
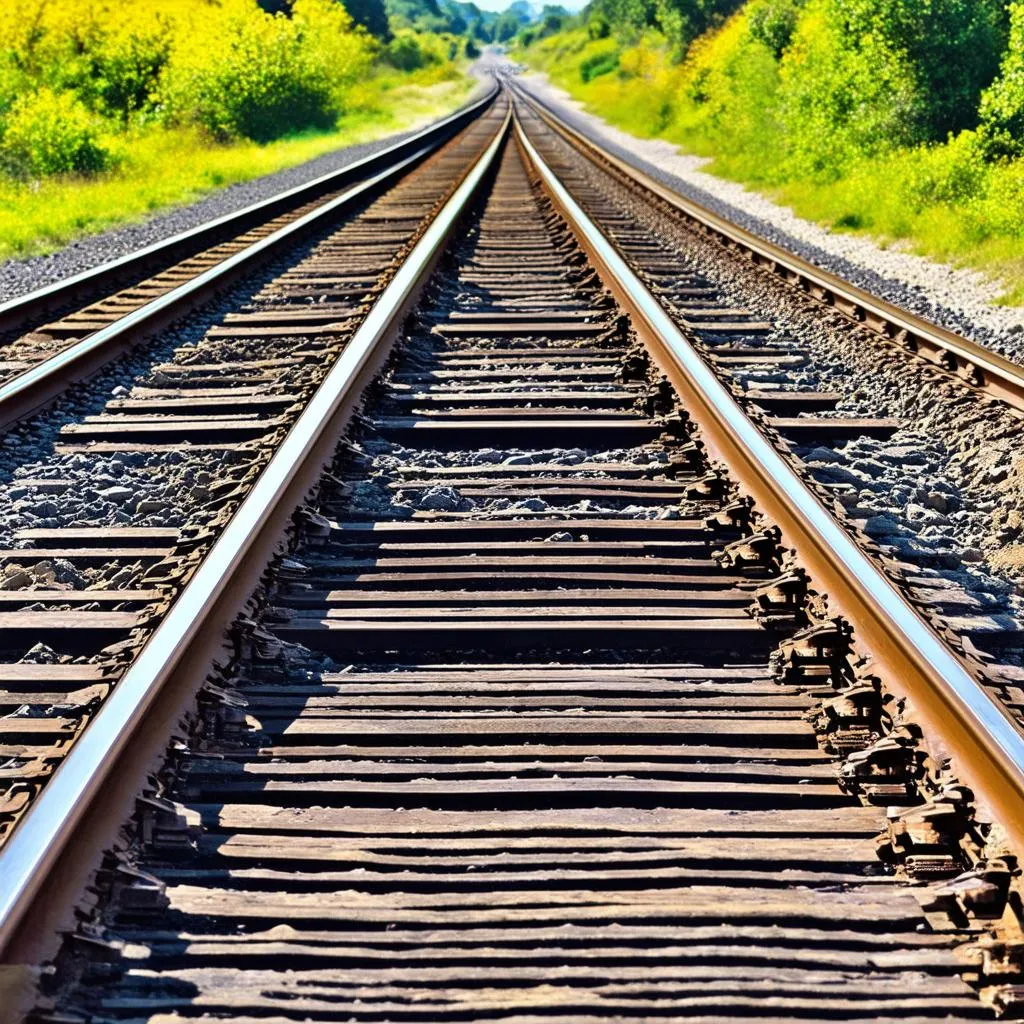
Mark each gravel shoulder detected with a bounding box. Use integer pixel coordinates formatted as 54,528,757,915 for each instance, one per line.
0,81,490,305
518,71,1024,364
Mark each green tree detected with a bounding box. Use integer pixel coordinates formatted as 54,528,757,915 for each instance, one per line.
494,11,521,41
748,0,801,59
833,0,1006,139
980,1,1024,157
343,0,391,39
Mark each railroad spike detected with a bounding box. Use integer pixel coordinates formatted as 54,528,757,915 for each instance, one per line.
296,507,332,540
659,410,693,440
196,683,249,745
770,617,855,686
619,343,650,382
135,795,196,858
882,786,976,877
683,468,732,500
971,936,1024,982
106,863,168,914
704,495,756,541
810,676,885,753
750,567,810,626
921,858,1015,922
840,725,927,803
714,526,783,575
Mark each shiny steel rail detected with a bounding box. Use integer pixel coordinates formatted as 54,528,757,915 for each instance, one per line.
0,108,511,960
511,79,1024,416
0,86,498,430
514,113,1024,852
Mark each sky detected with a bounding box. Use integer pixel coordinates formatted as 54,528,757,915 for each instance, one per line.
472,0,588,13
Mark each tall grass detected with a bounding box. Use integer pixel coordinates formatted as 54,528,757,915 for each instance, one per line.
0,75,474,262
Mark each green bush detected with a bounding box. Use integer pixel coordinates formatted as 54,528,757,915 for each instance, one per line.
384,29,454,70
160,0,371,143
776,3,922,180
79,19,174,123
833,0,1006,141
386,32,429,70
0,88,118,177
747,0,800,58
579,43,619,82
495,12,523,42
898,131,989,209
587,13,611,40
980,2,1024,158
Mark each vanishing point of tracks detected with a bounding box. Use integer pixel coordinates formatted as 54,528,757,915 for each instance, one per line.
3,81,1024,1022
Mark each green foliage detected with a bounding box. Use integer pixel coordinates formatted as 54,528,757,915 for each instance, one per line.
343,0,392,40
0,87,118,176
539,6,570,38
0,74,475,261
579,41,619,82
495,11,523,42
585,0,741,54
387,30,432,69
898,130,989,209
0,0,468,186
160,0,372,143
385,0,497,39
980,2,1024,159
775,3,921,179
824,0,1006,140
747,0,800,58
587,13,612,40
79,17,173,123
384,28,459,70
387,0,447,33
655,0,742,57
517,0,1024,297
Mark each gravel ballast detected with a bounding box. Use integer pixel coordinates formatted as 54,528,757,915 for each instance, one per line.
518,71,1024,364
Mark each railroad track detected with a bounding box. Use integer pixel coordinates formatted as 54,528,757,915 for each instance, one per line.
0,94,509,847
507,83,1024,708
509,78,1024,414
2,86,1024,1022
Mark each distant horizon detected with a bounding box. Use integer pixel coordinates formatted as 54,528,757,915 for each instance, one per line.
473,0,588,14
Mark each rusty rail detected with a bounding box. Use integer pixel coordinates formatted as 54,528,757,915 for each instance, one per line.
514,111,1024,852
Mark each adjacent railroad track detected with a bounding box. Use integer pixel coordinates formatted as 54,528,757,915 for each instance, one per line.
510,79,1024,415
0,87,497,427
1,84,1024,1022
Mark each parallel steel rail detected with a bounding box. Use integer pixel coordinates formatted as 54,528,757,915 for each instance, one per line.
0,107,512,961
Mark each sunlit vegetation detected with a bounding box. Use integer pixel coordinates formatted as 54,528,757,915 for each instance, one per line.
0,0,478,258
519,0,1024,301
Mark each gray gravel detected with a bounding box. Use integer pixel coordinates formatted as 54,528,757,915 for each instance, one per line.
517,72,1024,364
0,85,488,305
